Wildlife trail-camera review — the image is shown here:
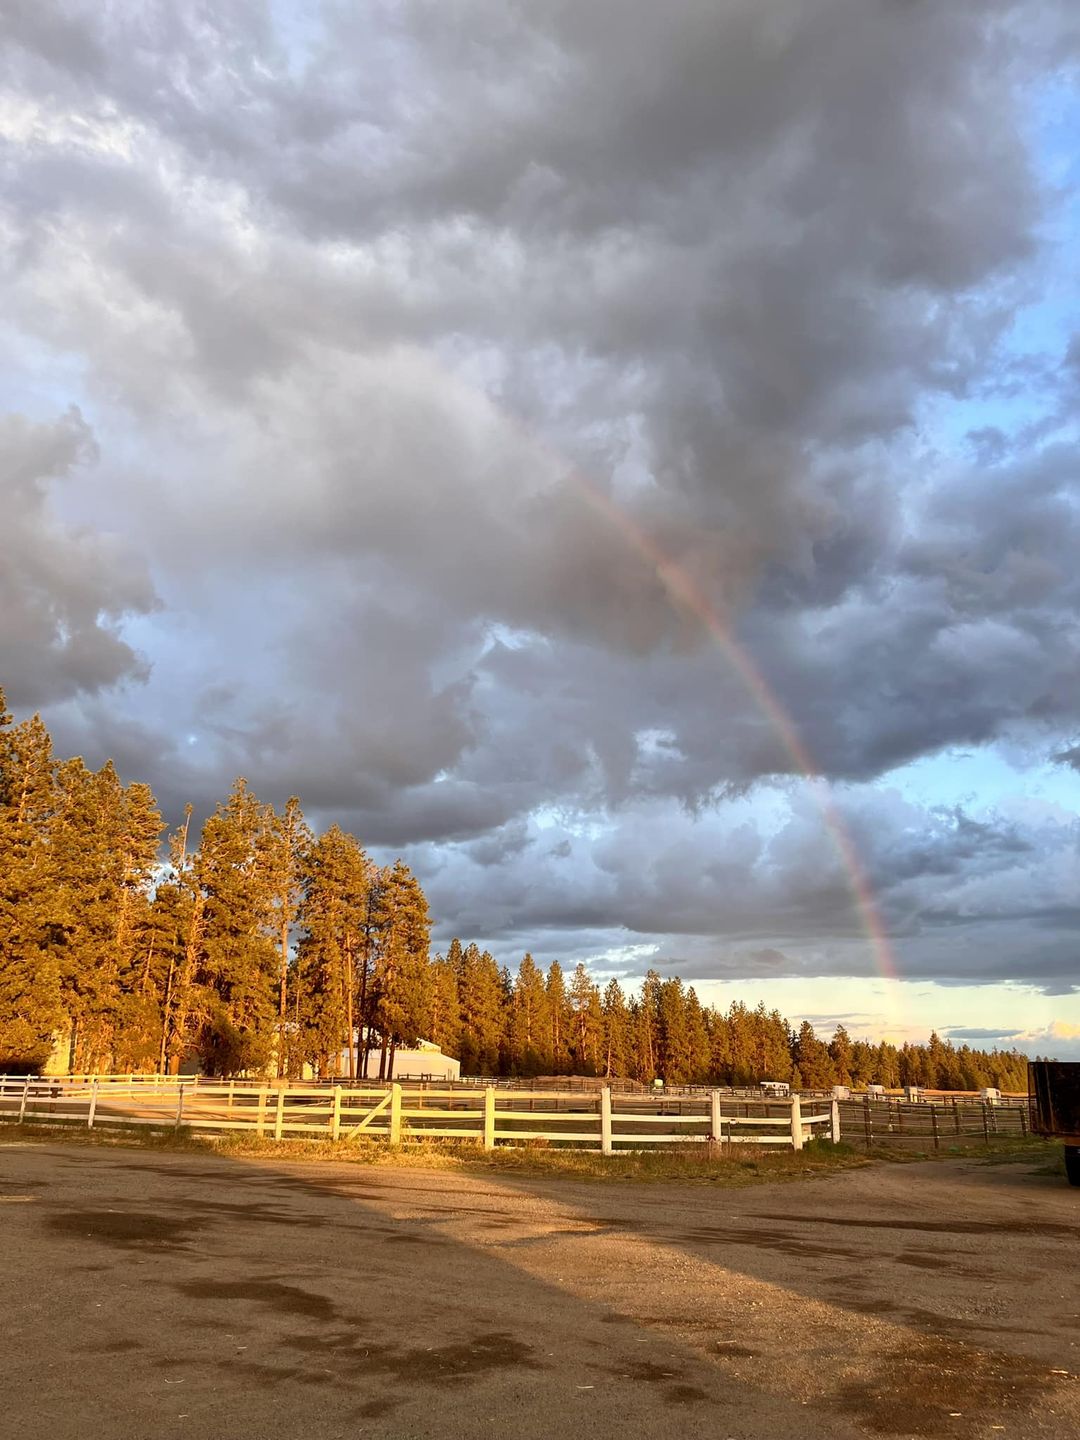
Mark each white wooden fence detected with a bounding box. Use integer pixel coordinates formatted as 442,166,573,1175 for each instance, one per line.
0,1075,839,1153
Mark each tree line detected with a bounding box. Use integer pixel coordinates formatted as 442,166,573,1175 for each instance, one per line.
0,692,1030,1090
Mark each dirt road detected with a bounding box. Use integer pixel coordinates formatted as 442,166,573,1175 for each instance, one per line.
2,1142,1078,1439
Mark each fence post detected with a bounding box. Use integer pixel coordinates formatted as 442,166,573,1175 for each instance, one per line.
256,1087,268,1137
227,1079,235,1113
601,1086,613,1155
931,1104,940,1152
830,1098,841,1145
981,1102,990,1143
87,1077,99,1130
863,1096,873,1151
19,1076,30,1124
390,1083,403,1145
483,1085,496,1150
1019,1105,1027,1138
710,1089,723,1147
953,1100,961,1135
174,1083,186,1132
274,1087,285,1141
790,1092,803,1151
331,1085,342,1141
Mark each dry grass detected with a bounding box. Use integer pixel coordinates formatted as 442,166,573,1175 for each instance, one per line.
7,1119,1056,1182
866,1134,1061,1166
0,1121,870,1186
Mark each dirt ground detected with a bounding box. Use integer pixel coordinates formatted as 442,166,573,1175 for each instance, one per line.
2,1142,1078,1440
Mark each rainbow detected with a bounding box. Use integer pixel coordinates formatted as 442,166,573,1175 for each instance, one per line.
567,469,901,997
434,364,901,1015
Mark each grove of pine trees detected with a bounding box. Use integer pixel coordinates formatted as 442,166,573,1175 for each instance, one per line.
0,692,1030,1091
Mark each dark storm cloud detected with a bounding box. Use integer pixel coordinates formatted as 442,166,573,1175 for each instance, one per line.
2,1,1079,988
0,408,158,706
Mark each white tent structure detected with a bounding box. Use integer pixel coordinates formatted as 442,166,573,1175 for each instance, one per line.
332,1034,460,1083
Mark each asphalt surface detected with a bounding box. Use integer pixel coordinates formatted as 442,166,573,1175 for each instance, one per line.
2,1142,1078,1439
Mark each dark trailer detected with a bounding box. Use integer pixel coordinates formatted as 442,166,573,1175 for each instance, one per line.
1029,1061,1080,1186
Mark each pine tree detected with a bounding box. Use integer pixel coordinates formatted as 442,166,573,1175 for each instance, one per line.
708,1004,734,1082
586,984,605,1074
456,943,504,1075
427,951,461,1060
546,961,570,1074
758,1007,794,1083
373,860,432,1079
861,1042,880,1087
685,987,711,1083
0,704,63,1068
509,953,551,1075
296,825,372,1078
793,1020,835,1090
263,796,311,1076
107,774,165,1069
157,806,205,1074
568,962,602,1075
635,970,662,1081
601,979,630,1078
657,977,691,1082
726,1001,754,1084
193,779,278,1075
498,964,515,1075
829,1025,854,1086
46,759,163,1070
50,757,111,1067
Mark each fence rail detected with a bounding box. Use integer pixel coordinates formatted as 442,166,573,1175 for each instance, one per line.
0,1076,839,1153
0,1076,1031,1154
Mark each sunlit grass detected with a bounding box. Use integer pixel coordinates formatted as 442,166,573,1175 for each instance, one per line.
6,1121,1060,1182
1,1122,871,1185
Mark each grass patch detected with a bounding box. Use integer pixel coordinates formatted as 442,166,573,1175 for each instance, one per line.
865,1135,1061,1166
0,1121,868,1186
5,1121,1056,1183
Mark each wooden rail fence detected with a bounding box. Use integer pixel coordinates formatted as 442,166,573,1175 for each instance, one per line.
0,1077,1027,1154
0,1075,838,1153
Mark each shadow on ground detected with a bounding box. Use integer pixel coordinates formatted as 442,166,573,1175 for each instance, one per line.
2,1141,1077,1440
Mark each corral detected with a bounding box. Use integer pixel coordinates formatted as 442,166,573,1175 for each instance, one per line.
2,1138,1078,1439
0,1075,1032,1153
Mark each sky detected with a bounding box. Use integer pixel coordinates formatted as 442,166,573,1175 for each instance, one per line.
2,2,1079,1056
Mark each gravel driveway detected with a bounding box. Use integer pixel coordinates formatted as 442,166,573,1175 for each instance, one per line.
2,1141,1078,1439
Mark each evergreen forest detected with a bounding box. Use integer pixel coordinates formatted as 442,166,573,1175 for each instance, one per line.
0,692,1030,1090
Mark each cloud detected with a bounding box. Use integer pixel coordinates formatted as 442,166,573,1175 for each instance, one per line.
945,1027,1023,1042
406,784,1080,991
0,407,158,706
1,2,1079,997
1007,1021,1080,1062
